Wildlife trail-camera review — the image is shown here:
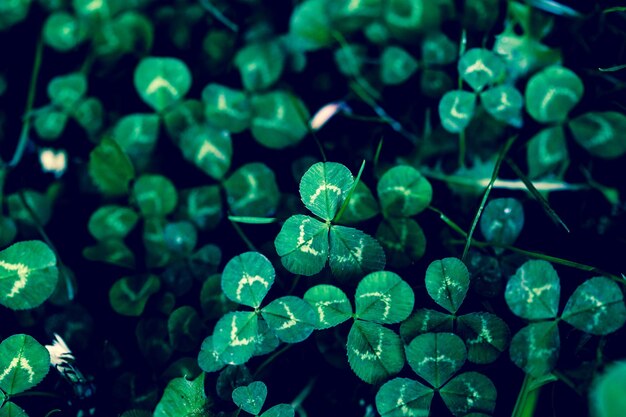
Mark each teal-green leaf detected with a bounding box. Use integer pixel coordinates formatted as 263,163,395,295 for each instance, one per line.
479,198,524,247
505,260,561,320
254,319,281,357
88,205,138,241
589,361,626,417
132,174,178,217
422,32,457,66
377,165,432,218
180,185,222,230
303,284,353,329
0,241,58,310
88,137,135,197
288,0,334,51
113,113,160,166
458,48,506,92
134,57,192,112
179,125,232,180
383,0,441,41
0,401,28,417
561,276,626,335
457,312,511,364
262,296,316,343
509,321,560,377
399,309,454,343
439,372,497,416
168,306,203,352
438,90,477,133
162,100,204,142
260,404,295,417
213,311,258,365
6,190,52,227
197,335,225,373
109,275,161,316
381,46,419,85
274,215,330,276
73,97,104,135
376,218,427,268
300,162,354,221
224,163,280,217
222,252,275,308
569,111,626,159
347,320,405,384
480,84,523,127
375,377,434,417
143,217,171,268
83,238,135,268
355,271,414,324
202,83,251,133
329,225,386,279
0,334,50,395
43,12,84,52
34,108,67,140
525,65,583,123
405,332,466,388
424,258,470,314
235,41,285,91
153,373,208,417
164,221,197,254
232,381,267,415
336,181,379,224
47,72,87,112
250,91,310,149
526,125,569,179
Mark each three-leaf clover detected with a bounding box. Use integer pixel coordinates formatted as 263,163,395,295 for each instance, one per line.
275,162,385,277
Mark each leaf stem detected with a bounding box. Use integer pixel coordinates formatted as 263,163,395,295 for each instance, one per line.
198,0,239,32
462,135,517,261
228,217,258,252
511,373,541,417
253,344,293,378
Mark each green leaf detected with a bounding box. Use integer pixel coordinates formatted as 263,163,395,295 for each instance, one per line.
200,274,237,320
376,218,427,268
355,271,414,324
422,32,457,66
438,90,477,133
134,57,192,112
457,312,511,364
405,332,466,388
347,320,405,384
561,277,626,335
224,163,280,217
383,0,441,41
228,216,276,224
479,198,524,247
109,275,161,316
222,252,275,308
328,225,386,279
381,46,419,85
0,334,50,395
260,404,295,417
509,321,560,377
254,319,281,357
235,41,286,91
197,336,225,373
327,0,381,32
132,174,178,217
336,182,379,224
180,186,222,230
143,217,171,268
163,100,204,142
0,402,28,417
6,190,52,227
179,125,232,180
88,137,135,197
480,84,523,127
458,48,506,92
83,238,135,268
505,260,561,320
47,72,87,112
88,205,138,241
377,165,432,218
202,83,251,133
73,97,104,135
43,12,84,51
525,65,583,123
0,241,58,310
300,162,354,221
250,91,310,149
113,114,160,167
399,309,454,343
213,311,258,365
439,372,497,416
154,373,209,417
34,108,67,140
375,377,434,417
232,381,267,415
288,0,334,51
526,125,569,179
303,284,353,329
589,361,626,417
274,215,330,276
168,306,203,352
424,258,470,314
164,221,197,254
262,296,316,343
569,111,626,159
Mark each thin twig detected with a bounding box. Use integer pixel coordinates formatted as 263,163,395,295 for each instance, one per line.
198,0,239,32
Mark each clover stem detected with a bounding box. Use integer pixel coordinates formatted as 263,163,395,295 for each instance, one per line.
511,373,540,417
292,377,316,411
253,344,294,378
458,130,466,168
229,216,258,252
198,0,239,32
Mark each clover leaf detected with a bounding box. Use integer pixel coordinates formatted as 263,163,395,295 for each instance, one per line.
134,57,192,113
0,334,50,395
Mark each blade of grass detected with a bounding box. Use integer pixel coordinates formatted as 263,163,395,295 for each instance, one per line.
462,135,517,261
373,137,384,173
334,160,366,223
228,216,277,224
506,157,570,233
